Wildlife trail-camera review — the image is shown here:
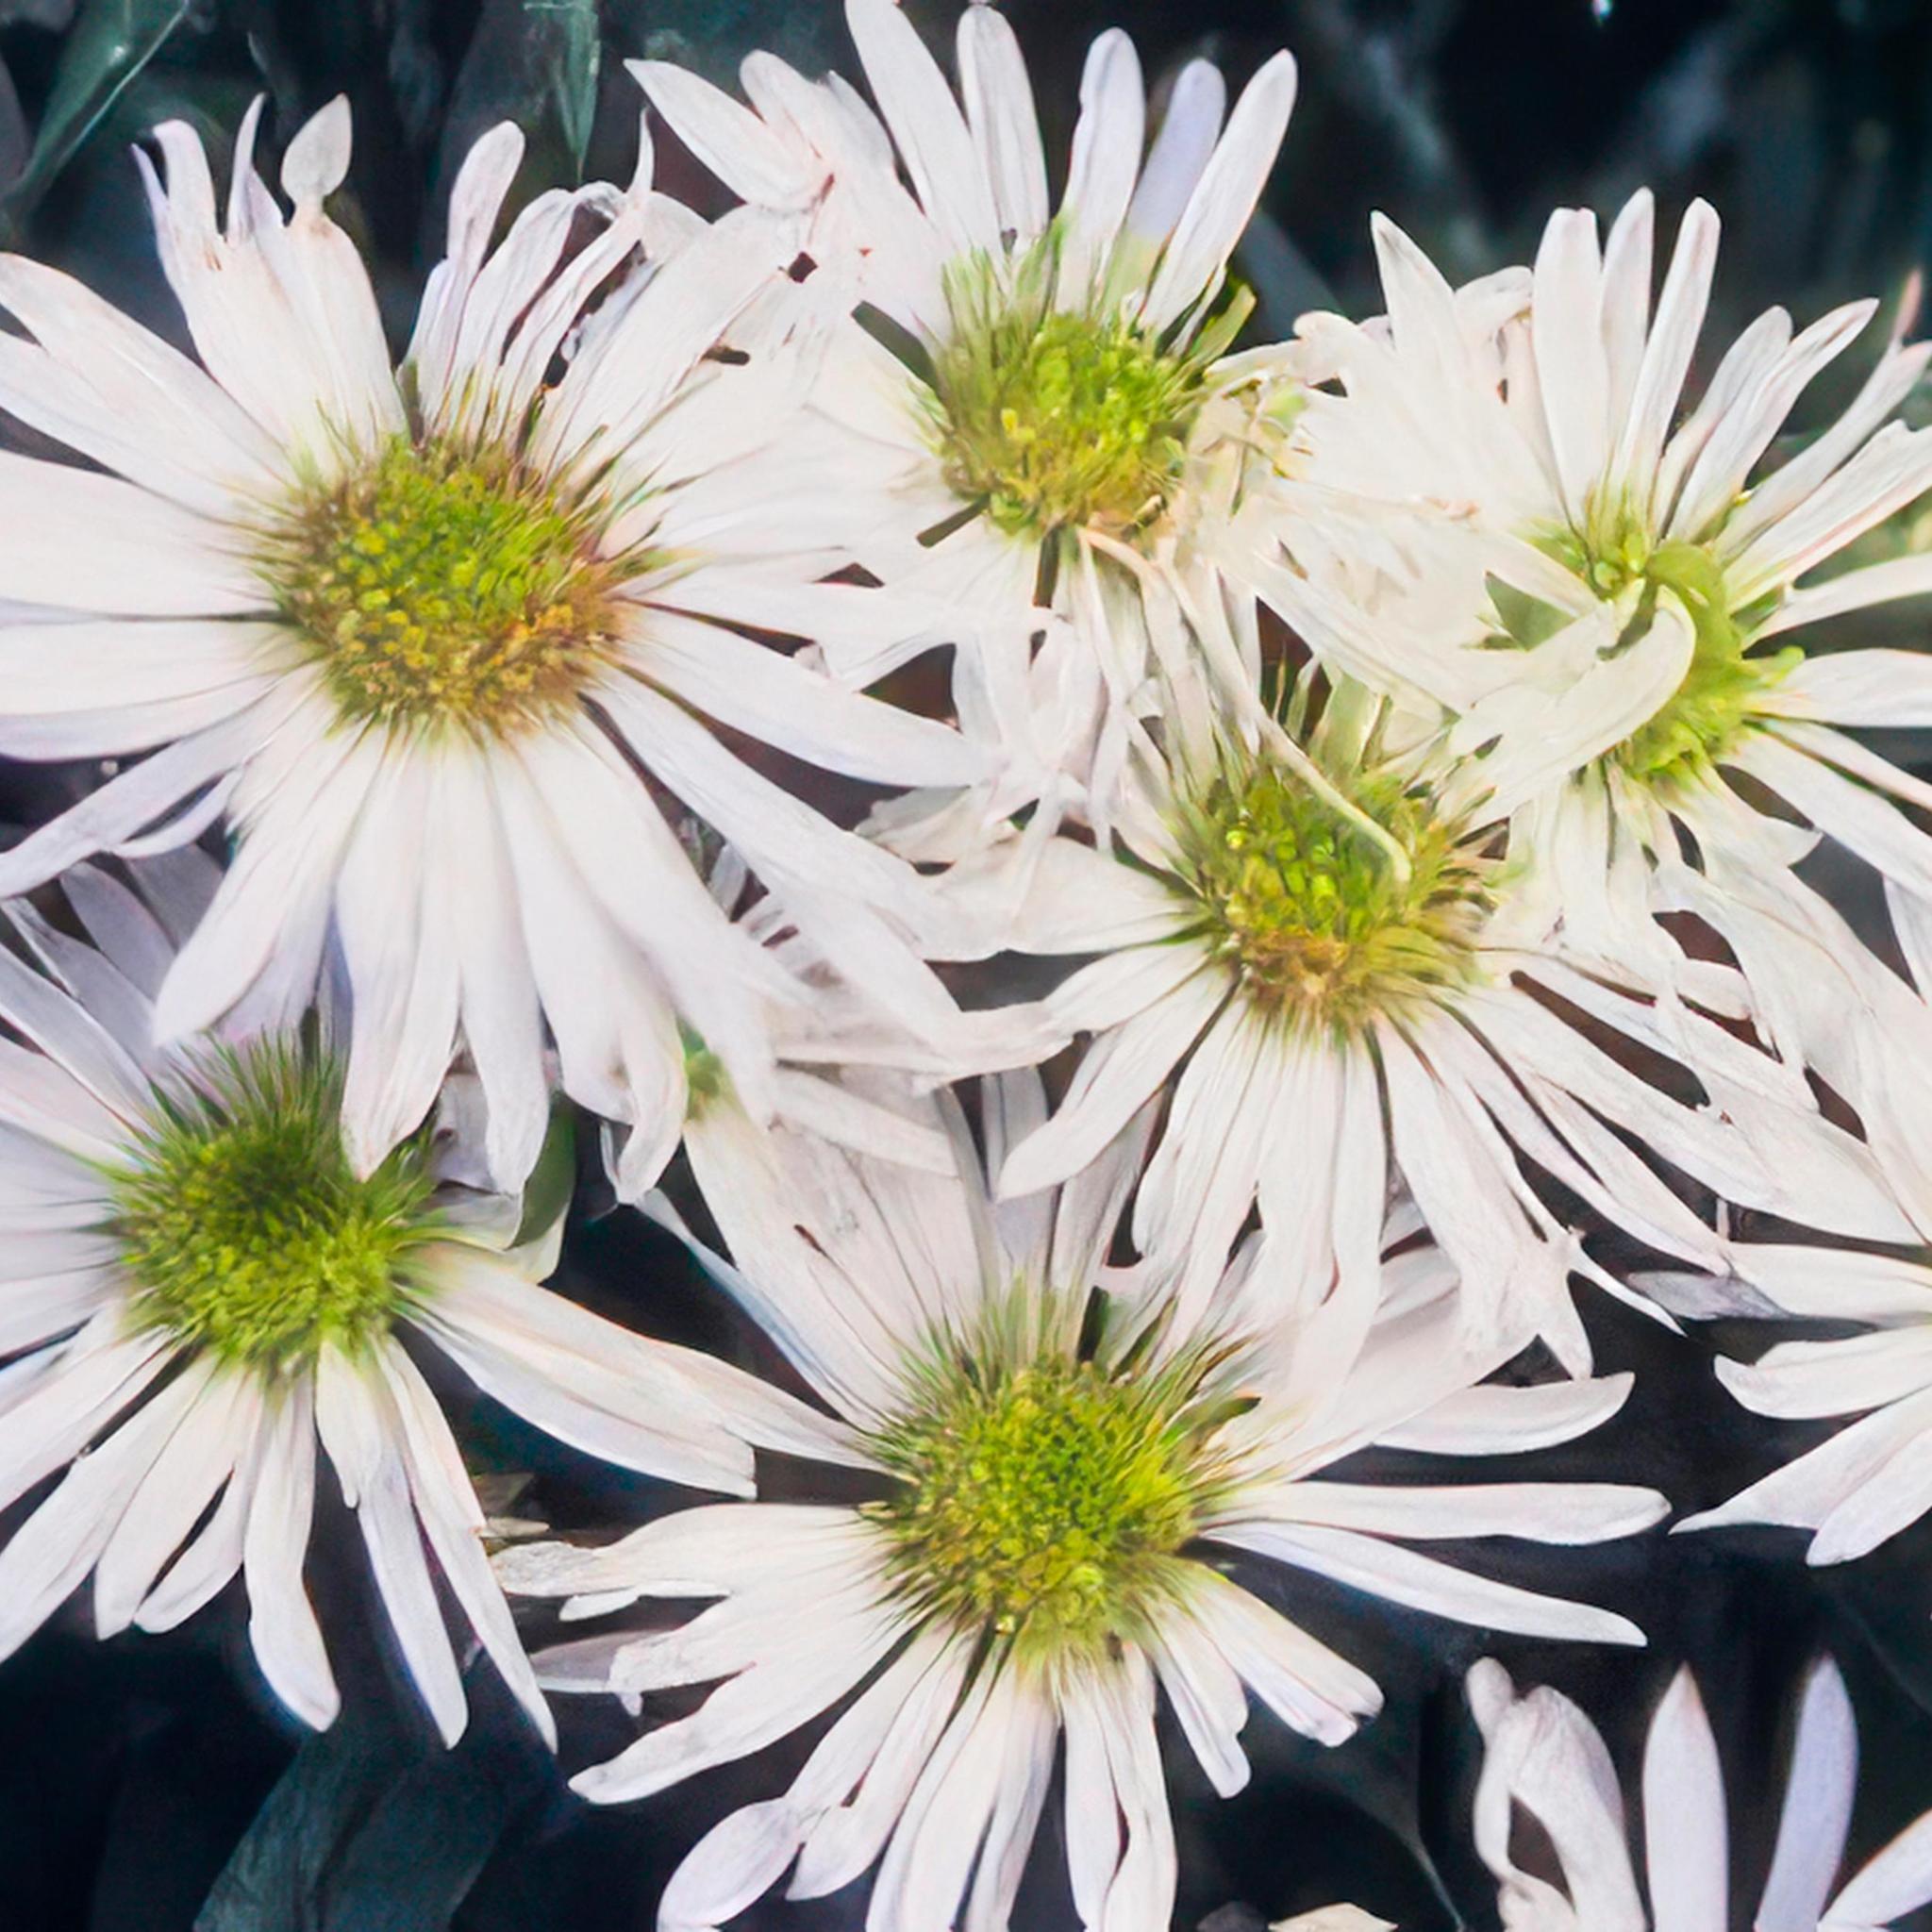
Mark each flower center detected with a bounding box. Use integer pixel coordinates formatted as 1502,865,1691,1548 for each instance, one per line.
262,436,623,735
1178,764,1490,1030
1532,508,1798,786
925,249,1244,539
870,1352,1201,1657
108,1045,437,1370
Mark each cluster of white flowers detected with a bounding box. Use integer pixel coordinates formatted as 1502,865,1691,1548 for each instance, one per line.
5,0,1932,1924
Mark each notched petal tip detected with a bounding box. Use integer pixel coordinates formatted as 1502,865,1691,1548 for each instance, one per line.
282,94,353,207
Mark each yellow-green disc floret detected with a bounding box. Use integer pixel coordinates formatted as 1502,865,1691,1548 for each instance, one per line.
1535,503,1799,787
924,246,1249,539
1175,763,1491,1032
108,1044,438,1372
870,1351,1206,1659
261,436,623,735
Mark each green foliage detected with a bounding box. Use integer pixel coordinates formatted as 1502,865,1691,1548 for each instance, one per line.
509,1100,577,1249
195,1682,550,1932
0,0,192,235
437,0,599,214
260,435,623,738
108,1041,439,1372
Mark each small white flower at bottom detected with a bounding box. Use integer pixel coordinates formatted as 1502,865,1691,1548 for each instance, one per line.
1469,1656,1932,1932
498,1070,1666,1932
0,858,831,1745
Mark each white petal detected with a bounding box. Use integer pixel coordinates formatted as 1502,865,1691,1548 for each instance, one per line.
1141,51,1297,333
242,1375,338,1731
843,0,998,258
1213,1521,1648,1645
1759,1657,1858,1932
314,1348,467,1745
1827,1813,1932,1930
1643,1670,1730,1932
957,5,1048,242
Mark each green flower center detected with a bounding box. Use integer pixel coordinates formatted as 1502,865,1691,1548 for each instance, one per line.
262,436,623,735
924,246,1249,539
870,1352,1204,1658
108,1045,437,1371
1531,504,1798,786
1177,764,1490,1031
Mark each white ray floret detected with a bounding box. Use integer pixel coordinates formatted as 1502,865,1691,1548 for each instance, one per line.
1248,192,1932,1084
632,0,1300,828
499,1067,1666,1932
1469,1655,1932,1932
0,858,837,1745
1631,909,1932,1570
0,96,993,1195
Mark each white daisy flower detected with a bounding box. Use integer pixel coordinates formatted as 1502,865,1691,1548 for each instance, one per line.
1248,192,1932,1071
630,0,1299,824
972,673,1907,1372
0,94,988,1195
0,856,835,1746
499,1068,1666,1932
1468,1656,1932,1932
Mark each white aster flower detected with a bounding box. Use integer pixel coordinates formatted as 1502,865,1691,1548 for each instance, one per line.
1250,192,1932,1078
632,0,1299,824
974,673,1905,1372
1469,1655,1932,1932
499,1068,1665,1932
0,94,989,1194
0,856,833,1745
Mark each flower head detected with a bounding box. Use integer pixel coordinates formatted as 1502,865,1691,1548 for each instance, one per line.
977,675,1905,1370
1253,194,1932,1116
0,96,993,1195
500,1069,1664,1928
631,1,1299,826
0,860,830,1744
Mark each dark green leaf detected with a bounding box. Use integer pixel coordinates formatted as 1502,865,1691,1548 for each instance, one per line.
193,1698,415,1932
1486,574,1572,649
611,0,834,86
0,0,76,25
316,1732,549,1932
0,58,25,192
511,1102,578,1249
0,0,194,232
437,0,599,220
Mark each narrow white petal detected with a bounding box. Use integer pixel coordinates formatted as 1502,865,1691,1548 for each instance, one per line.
1643,1670,1730,1932
1758,1657,1858,1932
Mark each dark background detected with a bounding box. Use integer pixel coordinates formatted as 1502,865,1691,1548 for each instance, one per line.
6,0,1932,1927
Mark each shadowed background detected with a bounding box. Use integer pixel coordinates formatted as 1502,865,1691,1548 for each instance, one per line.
3,0,1932,1926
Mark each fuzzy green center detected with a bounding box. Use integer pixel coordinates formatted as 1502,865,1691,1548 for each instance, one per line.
1177,766,1490,1030
262,436,622,734
1533,508,1798,785
871,1357,1199,1657
924,247,1248,539
108,1047,437,1371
